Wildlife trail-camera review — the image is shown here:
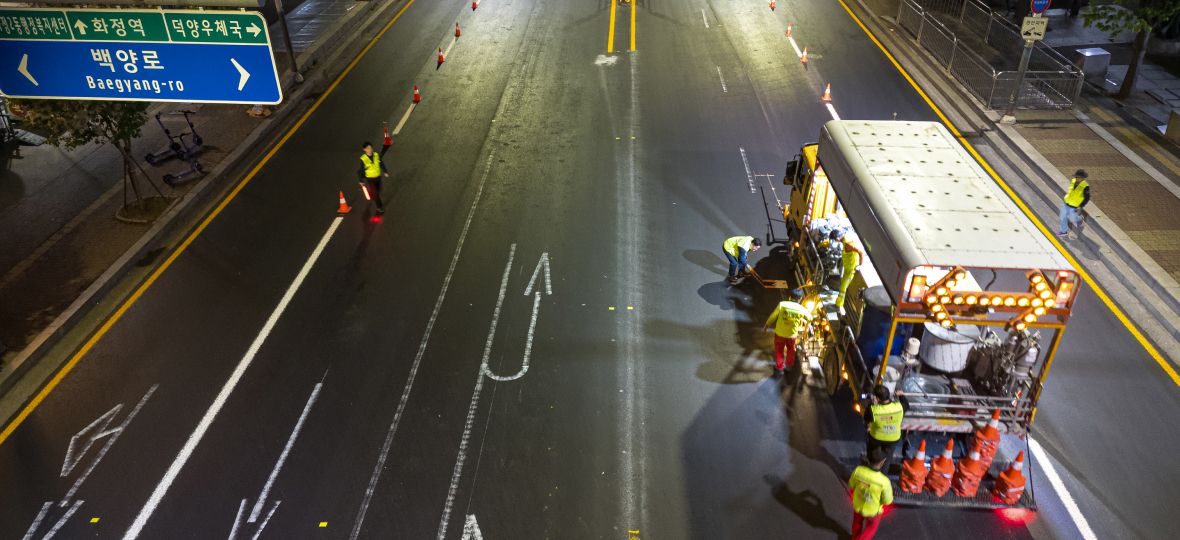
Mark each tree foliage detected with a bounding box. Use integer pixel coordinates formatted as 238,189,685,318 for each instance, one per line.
1082,0,1180,98
7,98,148,149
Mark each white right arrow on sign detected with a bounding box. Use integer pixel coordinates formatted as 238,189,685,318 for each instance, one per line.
18,54,37,86
230,58,250,90
246,23,261,37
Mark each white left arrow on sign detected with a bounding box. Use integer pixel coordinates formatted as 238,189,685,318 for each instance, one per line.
230,58,250,91
73,20,87,35
18,54,38,86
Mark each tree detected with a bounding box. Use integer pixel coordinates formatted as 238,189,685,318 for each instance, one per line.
7,98,165,217
1083,0,1180,100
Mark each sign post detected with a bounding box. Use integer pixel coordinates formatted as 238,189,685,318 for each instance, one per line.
0,8,281,104
1000,5,1048,124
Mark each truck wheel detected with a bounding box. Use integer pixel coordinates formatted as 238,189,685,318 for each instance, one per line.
822,342,842,395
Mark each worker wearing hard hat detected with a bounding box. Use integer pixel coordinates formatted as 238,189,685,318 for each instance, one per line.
763,288,812,377
850,446,894,540
833,230,866,309
722,235,762,283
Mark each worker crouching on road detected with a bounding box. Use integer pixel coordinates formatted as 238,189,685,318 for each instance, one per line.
358,142,389,214
1057,169,1089,237
833,230,866,310
763,288,811,378
723,235,761,283
864,384,906,473
850,446,894,540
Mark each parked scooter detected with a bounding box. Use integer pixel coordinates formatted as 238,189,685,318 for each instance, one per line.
144,112,186,164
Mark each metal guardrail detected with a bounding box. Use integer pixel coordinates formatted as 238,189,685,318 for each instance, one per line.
897,0,1082,109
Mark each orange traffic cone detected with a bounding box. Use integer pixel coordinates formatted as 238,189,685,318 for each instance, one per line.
383,127,392,147
822,84,832,102
413,85,421,103
925,440,954,497
337,191,351,214
800,47,808,64
770,0,775,9
993,451,1027,504
472,0,477,9
456,22,461,37
786,22,792,36
438,47,445,63
952,439,986,497
974,410,1002,470
899,440,929,494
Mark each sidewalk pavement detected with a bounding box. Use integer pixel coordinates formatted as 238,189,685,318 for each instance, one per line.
0,0,389,380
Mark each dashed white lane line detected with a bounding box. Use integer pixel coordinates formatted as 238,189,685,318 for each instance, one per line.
122,216,344,540
740,147,755,193
825,103,840,121
392,102,416,135
702,9,709,28
1029,438,1099,540
717,67,727,93
787,36,802,58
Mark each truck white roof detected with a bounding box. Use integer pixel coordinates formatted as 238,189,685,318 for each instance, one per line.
816,120,1072,300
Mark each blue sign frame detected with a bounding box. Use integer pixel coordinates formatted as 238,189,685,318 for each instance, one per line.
1031,0,1050,14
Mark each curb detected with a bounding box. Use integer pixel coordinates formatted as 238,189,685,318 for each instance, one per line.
0,0,409,399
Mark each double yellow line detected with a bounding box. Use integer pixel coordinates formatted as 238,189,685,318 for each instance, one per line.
607,0,636,53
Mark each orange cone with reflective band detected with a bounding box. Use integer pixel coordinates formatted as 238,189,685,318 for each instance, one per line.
993,451,1027,504
383,127,392,147
786,22,792,36
952,439,986,497
413,85,421,102
438,47,445,63
899,440,929,493
822,84,832,101
337,191,351,214
801,47,808,64
770,0,775,9
456,22,461,37
974,410,1002,470
925,440,954,497
472,0,477,9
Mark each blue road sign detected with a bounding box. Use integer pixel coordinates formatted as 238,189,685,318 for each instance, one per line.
1031,0,1050,14
0,8,281,104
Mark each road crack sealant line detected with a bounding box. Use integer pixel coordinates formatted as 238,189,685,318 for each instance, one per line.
0,0,422,450
831,0,1127,537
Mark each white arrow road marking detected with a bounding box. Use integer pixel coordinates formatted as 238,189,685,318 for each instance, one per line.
484,291,541,382
231,58,250,91
41,500,82,540
739,147,755,193
248,382,322,522
523,252,551,296
227,500,247,540
460,515,483,540
61,405,121,477
61,385,158,507
73,20,87,35
21,503,51,540
18,54,37,86
246,23,261,37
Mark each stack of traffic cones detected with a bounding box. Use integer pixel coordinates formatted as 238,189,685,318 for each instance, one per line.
925,440,955,497
952,440,986,497
973,410,1002,470
993,451,1027,504
899,440,929,493
337,191,351,214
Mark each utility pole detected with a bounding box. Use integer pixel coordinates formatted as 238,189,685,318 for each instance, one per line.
1001,3,1048,124
274,0,304,84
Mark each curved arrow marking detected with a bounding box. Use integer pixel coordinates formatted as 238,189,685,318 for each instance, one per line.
230,58,250,91
18,54,37,86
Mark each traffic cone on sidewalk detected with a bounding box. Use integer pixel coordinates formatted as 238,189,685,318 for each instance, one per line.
952,439,986,497
383,127,392,147
456,22,461,37
337,191,351,214
925,440,954,497
822,84,832,101
786,22,792,36
899,440,929,493
413,85,421,102
438,47,445,64
993,452,1027,504
800,47,808,64
472,0,477,9
974,410,1002,470
770,0,776,10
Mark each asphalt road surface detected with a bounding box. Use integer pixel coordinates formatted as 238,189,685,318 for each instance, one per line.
2,0,1179,539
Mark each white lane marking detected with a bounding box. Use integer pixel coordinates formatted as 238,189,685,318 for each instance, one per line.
123,216,344,540
1029,438,1099,540
739,147,755,193
392,103,416,135
248,382,322,522
349,150,497,540
461,515,484,540
523,252,551,296
21,502,51,540
62,385,158,507
443,36,457,60
716,67,727,93
227,500,247,540
701,9,709,28
825,103,840,121
42,500,82,540
484,291,542,382
61,405,121,477
787,36,802,58
249,502,280,540
436,244,516,540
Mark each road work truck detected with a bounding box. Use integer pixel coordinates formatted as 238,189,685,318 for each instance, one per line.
775,120,1078,509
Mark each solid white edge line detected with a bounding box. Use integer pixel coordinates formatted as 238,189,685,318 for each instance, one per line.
788,36,802,58
349,150,497,540
716,67,727,93
702,8,709,28
392,103,416,135
249,382,322,522
1029,438,1099,540
122,216,344,540
825,103,840,121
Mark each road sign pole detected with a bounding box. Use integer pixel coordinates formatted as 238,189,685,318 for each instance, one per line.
1001,11,1043,125
273,0,303,84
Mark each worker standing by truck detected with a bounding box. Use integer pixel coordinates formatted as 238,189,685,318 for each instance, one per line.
864,385,905,473
833,230,866,310
763,288,811,377
850,447,894,540
722,235,762,283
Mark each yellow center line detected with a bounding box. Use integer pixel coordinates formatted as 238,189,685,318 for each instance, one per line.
607,0,617,53
0,0,422,447
630,0,636,51
835,0,1180,387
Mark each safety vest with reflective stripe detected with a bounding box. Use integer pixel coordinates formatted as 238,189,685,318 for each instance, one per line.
360,153,382,178
724,236,754,257
1063,178,1088,207
851,465,894,517
869,401,904,442
766,301,810,338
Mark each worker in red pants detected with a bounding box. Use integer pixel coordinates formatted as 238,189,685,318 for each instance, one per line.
763,288,811,377
850,447,893,540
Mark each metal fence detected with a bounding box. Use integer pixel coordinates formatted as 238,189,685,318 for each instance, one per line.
897,0,1083,109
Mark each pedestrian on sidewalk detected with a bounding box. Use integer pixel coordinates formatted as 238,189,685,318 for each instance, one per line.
1058,169,1089,237
763,288,811,377
722,235,761,283
358,142,389,214
850,447,894,540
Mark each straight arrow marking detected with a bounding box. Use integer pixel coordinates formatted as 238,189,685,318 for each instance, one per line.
73,20,86,35
461,515,483,540
523,252,551,296
18,54,37,86
230,58,250,91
